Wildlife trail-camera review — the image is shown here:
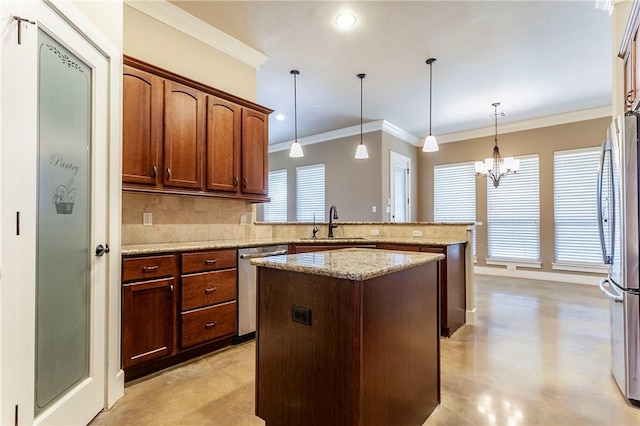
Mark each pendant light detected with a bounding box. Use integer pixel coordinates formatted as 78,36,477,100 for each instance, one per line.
355,73,369,160
289,69,304,158
474,102,520,188
423,58,439,152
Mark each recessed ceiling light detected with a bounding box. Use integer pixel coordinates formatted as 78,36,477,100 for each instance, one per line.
276,113,285,121
335,13,356,28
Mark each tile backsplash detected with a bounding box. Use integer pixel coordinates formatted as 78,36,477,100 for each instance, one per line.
122,193,256,245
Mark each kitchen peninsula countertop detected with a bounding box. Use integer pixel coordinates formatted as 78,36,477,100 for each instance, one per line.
250,248,444,281
121,237,467,256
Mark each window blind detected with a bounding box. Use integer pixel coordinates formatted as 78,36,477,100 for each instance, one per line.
296,163,325,222
554,147,604,265
487,155,539,261
263,169,287,222
433,162,476,255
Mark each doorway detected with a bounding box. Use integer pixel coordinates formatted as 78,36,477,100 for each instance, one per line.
389,151,412,222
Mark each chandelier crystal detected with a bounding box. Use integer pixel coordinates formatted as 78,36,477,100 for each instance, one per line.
474,102,519,187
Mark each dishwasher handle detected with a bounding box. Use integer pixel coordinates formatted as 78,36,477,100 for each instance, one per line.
239,250,287,260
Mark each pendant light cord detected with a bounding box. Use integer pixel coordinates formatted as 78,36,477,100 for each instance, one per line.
293,71,298,142
493,102,499,147
359,74,365,144
429,62,432,135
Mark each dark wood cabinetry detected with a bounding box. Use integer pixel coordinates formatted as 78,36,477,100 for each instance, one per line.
121,255,177,369
122,56,272,201
621,0,640,111
179,249,237,349
377,242,467,337
241,109,268,196
163,81,205,190
206,96,241,193
121,248,238,381
288,242,376,253
122,65,162,186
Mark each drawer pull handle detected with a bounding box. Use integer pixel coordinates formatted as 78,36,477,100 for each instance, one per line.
204,287,217,294
142,265,159,272
205,259,217,265
204,321,217,329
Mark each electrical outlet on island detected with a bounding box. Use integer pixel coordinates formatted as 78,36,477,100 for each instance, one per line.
412,230,423,237
370,229,380,236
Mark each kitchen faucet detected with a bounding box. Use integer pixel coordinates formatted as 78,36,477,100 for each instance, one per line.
328,205,339,237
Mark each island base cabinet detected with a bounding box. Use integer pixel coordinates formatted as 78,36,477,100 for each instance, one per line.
256,264,440,426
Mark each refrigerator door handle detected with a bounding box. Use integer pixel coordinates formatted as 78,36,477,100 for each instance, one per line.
597,139,613,265
599,277,624,303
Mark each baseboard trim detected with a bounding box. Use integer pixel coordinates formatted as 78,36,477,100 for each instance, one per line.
474,266,604,285
465,308,477,326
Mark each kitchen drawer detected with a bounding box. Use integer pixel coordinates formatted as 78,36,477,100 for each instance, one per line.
181,269,237,311
420,246,445,255
181,249,236,274
123,255,175,282
181,301,237,348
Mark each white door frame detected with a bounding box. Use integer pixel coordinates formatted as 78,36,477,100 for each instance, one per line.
0,1,123,424
389,151,412,222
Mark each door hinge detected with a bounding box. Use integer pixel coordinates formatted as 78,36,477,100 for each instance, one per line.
14,404,18,426
13,16,35,45
16,212,20,235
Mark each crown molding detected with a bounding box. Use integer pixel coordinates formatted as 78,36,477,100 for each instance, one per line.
269,106,612,153
268,120,421,153
124,0,268,69
436,106,612,144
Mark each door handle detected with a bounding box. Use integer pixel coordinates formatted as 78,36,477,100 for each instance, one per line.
95,244,110,257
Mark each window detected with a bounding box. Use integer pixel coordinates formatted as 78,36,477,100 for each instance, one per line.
487,155,539,262
433,162,476,256
263,169,287,222
554,147,604,267
296,163,325,221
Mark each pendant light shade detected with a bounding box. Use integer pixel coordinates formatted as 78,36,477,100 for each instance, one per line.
422,58,439,153
355,73,369,160
289,69,304,158
474,102,519,188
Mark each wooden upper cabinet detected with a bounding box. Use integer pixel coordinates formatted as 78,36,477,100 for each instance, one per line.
122,56,271,200
122,66,162,186
620,0,640,111
241,108,268,196
164,81,204,190
206,96,241,192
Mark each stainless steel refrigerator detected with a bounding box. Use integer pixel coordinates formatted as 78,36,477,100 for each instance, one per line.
598,112,640,406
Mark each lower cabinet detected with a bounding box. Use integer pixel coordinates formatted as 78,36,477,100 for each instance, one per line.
377,242,467,337
121,249,237,381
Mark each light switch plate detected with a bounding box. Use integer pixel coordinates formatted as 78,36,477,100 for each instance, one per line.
143,212,152,226
412,230,423,237
372,206,377,213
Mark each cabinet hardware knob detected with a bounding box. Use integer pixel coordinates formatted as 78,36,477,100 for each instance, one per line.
242,177,248,188
205,259,217,265
142,265,159,272
233,176,239,187
204,287,217,294
204,321,217,329
166,168,171,180
152,165,157,177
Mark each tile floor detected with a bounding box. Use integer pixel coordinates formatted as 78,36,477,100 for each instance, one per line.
90,275,640,425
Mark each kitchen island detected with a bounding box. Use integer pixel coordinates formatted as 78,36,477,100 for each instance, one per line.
251,248,444,426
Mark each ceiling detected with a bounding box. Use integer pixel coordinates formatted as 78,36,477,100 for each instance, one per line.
169,1,613,146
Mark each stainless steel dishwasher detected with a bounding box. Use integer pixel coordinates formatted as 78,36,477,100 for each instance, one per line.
235,245,288,343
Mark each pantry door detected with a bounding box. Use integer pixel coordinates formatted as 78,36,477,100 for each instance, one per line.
1,1,110,425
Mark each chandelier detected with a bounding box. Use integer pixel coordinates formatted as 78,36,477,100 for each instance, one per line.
474,102,519,187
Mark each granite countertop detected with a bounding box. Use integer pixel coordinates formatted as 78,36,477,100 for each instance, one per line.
250,248,445,281
121,237,467,255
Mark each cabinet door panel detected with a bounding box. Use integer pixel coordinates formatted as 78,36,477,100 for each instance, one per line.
164,81,204,189
122,278,175,368
207,96,241,192
122,66,162,185
241,109,268,195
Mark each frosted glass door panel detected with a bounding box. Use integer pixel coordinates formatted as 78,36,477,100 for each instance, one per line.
35,29,91,415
